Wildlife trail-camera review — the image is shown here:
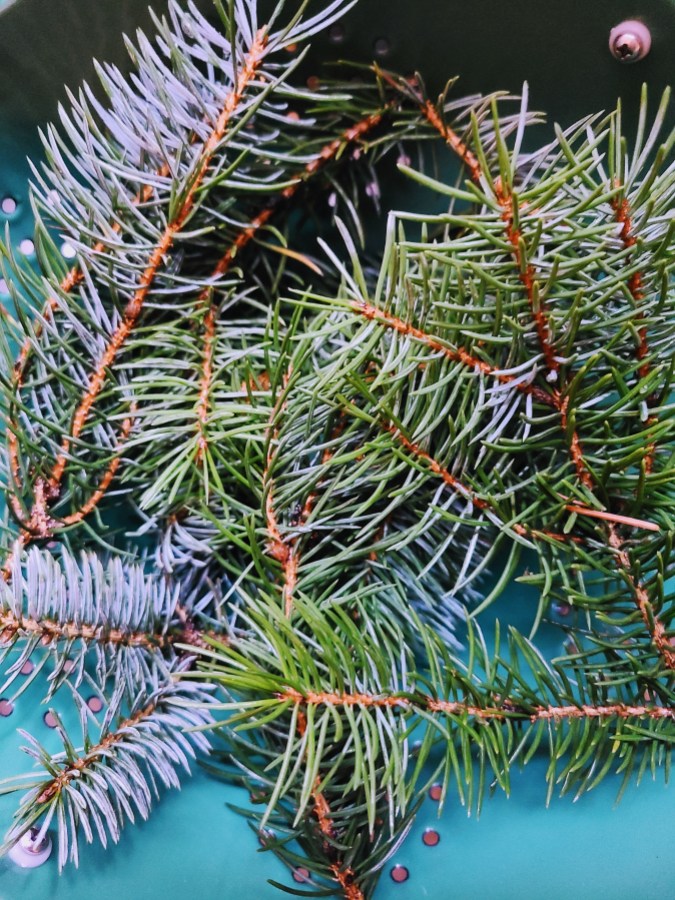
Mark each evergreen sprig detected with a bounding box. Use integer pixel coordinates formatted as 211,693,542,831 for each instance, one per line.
0,0,672,896
180,79,675,895
0,661,213,869
0,546,178,699
0,0,375,563
190,598,675,822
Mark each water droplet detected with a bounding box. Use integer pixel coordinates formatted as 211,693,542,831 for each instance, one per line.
365,181,380,200
0,699,14,716
258,828,275,848
552,601,571,618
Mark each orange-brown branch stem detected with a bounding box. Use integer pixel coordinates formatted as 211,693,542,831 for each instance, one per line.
0,609,171,650
0,602,221,652
46,30,267,503
383,422,574,544
496,186,592,490
295,704,364,898
420,99,483,183
417,96,594,490
280,687,675,723
612,194,649,378
353,300,556,408
607,524,675,670
612,191,655,472
263,368,299,617
377,67,482,183
59,409,135,527
194,110,387,459
195,300,217,460
311,777,364,900
35,701,157,805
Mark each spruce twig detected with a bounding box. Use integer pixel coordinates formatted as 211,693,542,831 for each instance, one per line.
0,0,672,892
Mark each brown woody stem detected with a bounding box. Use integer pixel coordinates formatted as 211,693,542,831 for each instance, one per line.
35,701,157,805
0,609,170,650
263,368,299,617
295,696,364,898
416,95,594,490
607,524,675,670
0,603,220,653
194,110,387,460
59,408,135,527
612,190,656,472
382,421,574,544
280,687,675,723
4,30,269,567
352,300,556,408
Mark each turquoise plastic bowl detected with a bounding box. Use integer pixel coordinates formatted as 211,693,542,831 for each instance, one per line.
0,2,673,897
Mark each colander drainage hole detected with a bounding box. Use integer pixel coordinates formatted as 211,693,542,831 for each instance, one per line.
390,864,409,883
329,23,345,43
373,36,390,57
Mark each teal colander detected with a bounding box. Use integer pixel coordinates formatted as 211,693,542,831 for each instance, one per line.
0,1,673,897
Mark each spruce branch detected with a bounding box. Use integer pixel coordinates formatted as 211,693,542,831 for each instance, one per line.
12,20,270,538
0,0,672,888
1,0,367,557
191,599,675,821
0,547,187,699
193,107,391,469
307,81,675,645
402,83,595,486
0,663,213,869
190,593,422,898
